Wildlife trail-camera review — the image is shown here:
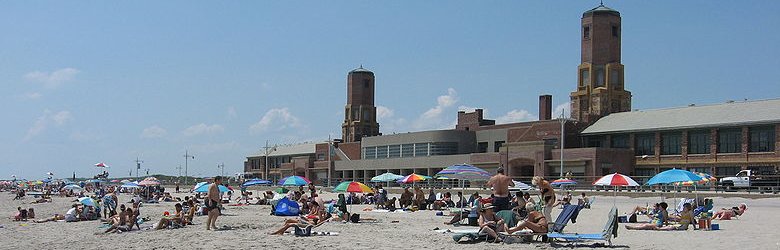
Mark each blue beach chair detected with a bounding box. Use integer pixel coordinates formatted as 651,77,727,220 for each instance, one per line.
547,207,618,246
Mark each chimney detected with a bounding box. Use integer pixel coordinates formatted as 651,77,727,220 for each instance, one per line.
539,95,552,120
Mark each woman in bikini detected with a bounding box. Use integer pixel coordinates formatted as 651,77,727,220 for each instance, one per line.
532,176,556,221
713,203,747,220
477,203,506,242
506,203,548,233
626,202,669,230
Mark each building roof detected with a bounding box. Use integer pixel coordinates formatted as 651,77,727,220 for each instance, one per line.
249,143,317,158
582,98,780,135
583,4,620,16
349,65,373,74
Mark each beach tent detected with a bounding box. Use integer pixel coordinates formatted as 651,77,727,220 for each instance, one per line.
274,197,300,216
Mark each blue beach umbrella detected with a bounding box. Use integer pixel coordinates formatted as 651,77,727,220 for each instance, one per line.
242,178,271,187
193,184,231,193
370,173,404,182
646,168,704,185
278,176,311,186
79,197,97,207
120,182,140,189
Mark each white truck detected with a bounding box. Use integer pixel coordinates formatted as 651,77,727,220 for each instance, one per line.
719,170,780,188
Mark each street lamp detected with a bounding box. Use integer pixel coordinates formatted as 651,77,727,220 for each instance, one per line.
558,108,574,178
183,150,195,186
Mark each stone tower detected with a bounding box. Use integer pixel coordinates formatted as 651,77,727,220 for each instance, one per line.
570,4,632,124
342,66,380,142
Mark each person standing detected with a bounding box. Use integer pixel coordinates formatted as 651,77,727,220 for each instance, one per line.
206,176,222,230
532,176,556,222
486,168,514,211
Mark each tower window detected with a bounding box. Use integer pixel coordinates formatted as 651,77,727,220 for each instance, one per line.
612,26,618,37
363,79,370,88
580,69,590,86
583,26,590,39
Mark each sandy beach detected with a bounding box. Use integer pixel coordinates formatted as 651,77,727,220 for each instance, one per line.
2,189,779,250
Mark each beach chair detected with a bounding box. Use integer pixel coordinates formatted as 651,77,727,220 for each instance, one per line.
547,207,618,246
501,204,580,243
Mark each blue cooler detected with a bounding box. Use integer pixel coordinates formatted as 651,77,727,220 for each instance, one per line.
711,224,719,230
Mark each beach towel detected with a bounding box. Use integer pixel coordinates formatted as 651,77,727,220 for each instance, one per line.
274,197,300,216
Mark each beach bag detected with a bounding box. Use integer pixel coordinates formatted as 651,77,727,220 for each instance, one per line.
350,213,361,223
274,197,300,216
628,213,637,223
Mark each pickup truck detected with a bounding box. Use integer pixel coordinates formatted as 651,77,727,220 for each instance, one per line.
719,170,780,188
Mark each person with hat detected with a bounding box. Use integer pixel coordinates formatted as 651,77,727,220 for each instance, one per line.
477,203,506,242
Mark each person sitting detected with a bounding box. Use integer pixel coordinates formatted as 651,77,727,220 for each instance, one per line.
426,188,437,209
64,204,81,222
626,202,669,230
659,203,694,231
385,197,397,212
477,203,506,242
104,207,128,233
335,194,350,222
505,203,548,234
13,189,26,200
413,187,426,210
13,207,28,221
269,202,330,235
156,203,185,229
713,203,747,220
577,193,590,208
27,208,35,220
399,187,413,208
183,200,197,225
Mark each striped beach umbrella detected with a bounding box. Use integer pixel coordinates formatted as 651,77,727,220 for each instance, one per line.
435,164,492,181
278,175,311,186
551,178,577,186
333,181,373,193
593,173,639,186
396,173,430,184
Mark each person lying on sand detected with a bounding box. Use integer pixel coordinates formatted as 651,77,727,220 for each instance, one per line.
626,202,669,230
713,203,747,220
269,202,331,235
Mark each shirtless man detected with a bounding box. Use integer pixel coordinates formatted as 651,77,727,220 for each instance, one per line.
205,176,222,230
486,168,514,211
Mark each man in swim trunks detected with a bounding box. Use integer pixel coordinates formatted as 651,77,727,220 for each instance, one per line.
206,176,222,230
487,167,514,212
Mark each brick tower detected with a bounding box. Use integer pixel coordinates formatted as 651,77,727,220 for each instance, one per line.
570,4,632,124
342,66,380,142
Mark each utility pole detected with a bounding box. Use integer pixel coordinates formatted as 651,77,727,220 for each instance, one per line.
135,157,144,179
183,150,195,186
217,163,225,179
261,140,276,182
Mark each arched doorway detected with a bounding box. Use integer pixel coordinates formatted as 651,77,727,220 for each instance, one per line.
508,157,536,181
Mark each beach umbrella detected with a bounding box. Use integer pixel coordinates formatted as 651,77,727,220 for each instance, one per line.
551,178,577,187
192,182,208,191
46,172,54,176
120,182,140,189
120,179,131,183
110,179,120,183
78,197,97,207
333,181,373,193
193,184,230,193
87,179,104,183
94,162,109,168
278,176,311,186
42,179,52,183
274,187,290,194
370,172,404,182
645,169,703,185
435,164,492,181
138,177,160,186
593,172,640,205
512,180,533,190
396,173,431,184
64,184,83,191
242,178,272,187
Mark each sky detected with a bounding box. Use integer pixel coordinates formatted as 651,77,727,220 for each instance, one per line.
2,1,779,180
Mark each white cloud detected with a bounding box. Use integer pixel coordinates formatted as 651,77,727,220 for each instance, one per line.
376,105,394,122
182,123,224,137
227,106,238,119
412,88,459,130
250,108,303,134
23,92,42,100
24,109,72,141
495,109,536,124
24,68,80,89
553,102,571,118
51,111,72,125
141,125,168,138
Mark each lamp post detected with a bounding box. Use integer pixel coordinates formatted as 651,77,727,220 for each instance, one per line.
183,150,195,186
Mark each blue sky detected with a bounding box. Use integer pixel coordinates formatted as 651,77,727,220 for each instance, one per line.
2,1,779,180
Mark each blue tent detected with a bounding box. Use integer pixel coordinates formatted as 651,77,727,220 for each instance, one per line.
274,197,300,216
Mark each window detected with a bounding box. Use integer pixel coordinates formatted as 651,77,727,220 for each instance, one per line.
494,141,505,152
609,69,620,87
688,167,711,175
583,26,590,39
747,166,776,175
688,130,710,154
376,145,388,159
388,145,400,158
661,132,681,155
477,142,488,153
580,69,590,86
715,166,741,177
586,136,604,147
594,68,605,87
635,133,655,156
316,153,325,161
363,79,370,88
718,128,742,153
749,126,775,152
414,143,428,157
611,134,629,148
363,110,371,121
401,144,414,158
612,25,618,37
430,142,458,156
363,147,376,159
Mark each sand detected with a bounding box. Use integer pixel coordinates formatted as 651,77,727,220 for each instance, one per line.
2,189,779,250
